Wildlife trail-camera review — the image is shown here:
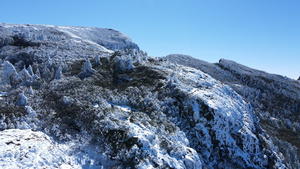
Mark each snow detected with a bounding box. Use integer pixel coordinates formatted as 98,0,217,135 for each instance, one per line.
15,92,27,106
62,96,72,105
54,66,63,80
56,25,139,51
15,67,32,82
0,129,120,168
0,129,80,168
126,116,202,169
166,54,299,168
57,26,112,53
102,102,203,168
0,23,140,63
108,102,138,112
151,61,284,168
78,59,96,79
93,103,99,108
0,92,7,100
1,61,17,85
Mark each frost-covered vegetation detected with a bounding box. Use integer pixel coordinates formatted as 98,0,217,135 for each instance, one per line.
0,23,292,168
166,54,300,169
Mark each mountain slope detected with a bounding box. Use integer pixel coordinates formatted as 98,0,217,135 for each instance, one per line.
0,24,288,168
166,54,300,169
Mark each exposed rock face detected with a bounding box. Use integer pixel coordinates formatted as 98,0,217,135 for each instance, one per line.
0,24,288,168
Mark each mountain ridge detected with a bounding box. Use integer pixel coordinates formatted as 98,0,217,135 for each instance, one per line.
166,54,298,81
166,54,300,169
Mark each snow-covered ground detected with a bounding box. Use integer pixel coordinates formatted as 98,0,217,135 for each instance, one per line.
0,129,76,168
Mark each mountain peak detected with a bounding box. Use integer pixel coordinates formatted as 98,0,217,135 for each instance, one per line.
0,23,139,53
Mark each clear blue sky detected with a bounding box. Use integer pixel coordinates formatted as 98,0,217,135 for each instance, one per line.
1,0,299,79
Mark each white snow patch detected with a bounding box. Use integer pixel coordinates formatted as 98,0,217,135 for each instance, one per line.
0,129,81,168
108,102,137,112
126,120,202,169
0,92,6,100
0,129,111,168
93,103,99,108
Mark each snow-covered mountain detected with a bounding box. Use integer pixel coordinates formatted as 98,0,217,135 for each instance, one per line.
0,23,294,168
166,54,300,169
0,23,138,66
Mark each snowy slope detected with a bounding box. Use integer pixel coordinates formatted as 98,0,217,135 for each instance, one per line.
56,25,139,51
0,23,139,67
0,129,75,168
166,54,300,169
166,54,220,74
0,129,119,168
0,23,138,52
151,62,284,168
0,24,289,168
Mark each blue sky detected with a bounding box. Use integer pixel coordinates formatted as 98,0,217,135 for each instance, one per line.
1,0,299,79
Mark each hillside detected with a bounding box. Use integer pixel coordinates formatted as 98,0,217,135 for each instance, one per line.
0,23,293,168
166,54,300,169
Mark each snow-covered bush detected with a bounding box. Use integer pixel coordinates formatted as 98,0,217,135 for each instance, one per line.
15,67,32,85
94,54,102,66
28,86,34,95
42,65,52,81
35,68,41,77
55,66,63,80
0,36,14,47
58,58,67,73
44,54,55,72
114,55,134,72
1,61,17,85
78,59,95,79
27,65,33,76
15,92,27,106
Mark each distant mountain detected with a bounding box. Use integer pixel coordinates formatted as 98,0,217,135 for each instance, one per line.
166,54,300,169
0,23,296,168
